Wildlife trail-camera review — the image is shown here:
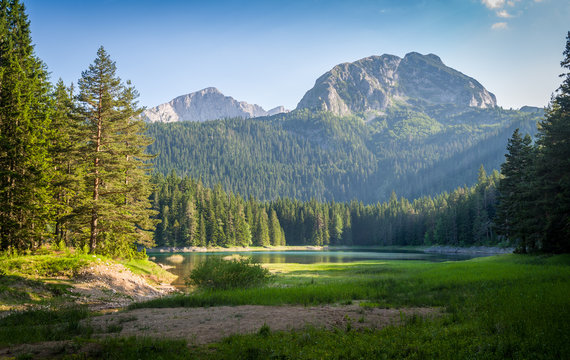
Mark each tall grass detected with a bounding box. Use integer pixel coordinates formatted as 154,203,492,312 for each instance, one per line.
0,306,92,346
191,254,570,359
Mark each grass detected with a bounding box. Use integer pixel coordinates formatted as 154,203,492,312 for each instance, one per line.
125,254,570,359
121,258,177,285
0,253,93,278
133,255,567,309
0,306,92,347
2,253,569,359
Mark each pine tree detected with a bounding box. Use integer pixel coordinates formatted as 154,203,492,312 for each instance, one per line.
496,129,536,251
269,209,284,246
0,0,54,251
534,31,570,253
51,80,84,246
254,208,270,246
183,198,198,246
76,47,157,256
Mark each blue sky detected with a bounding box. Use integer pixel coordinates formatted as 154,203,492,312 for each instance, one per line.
25,0,569,110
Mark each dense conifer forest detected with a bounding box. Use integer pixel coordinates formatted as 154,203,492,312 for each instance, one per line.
151,166,500,248
147,107,540,203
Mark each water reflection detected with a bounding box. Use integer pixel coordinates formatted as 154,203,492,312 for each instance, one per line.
151,249,479,288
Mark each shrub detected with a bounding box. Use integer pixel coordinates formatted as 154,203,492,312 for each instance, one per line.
186,256,270,290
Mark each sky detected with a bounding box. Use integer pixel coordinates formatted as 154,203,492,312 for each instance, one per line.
25,0,569,111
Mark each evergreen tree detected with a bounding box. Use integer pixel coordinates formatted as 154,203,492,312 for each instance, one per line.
496,130,536,251
76,47,156,256
51,80,83,246
183,198,198,246
269,209,284,246
235,204,252,246
254,208,270,246
0,0,54,251
534,31,570,253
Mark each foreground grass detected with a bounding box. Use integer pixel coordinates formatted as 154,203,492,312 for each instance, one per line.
2,254,569,359
127,254,570,358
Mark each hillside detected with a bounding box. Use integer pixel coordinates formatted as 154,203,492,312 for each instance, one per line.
145,52,541,203
147,107,540,203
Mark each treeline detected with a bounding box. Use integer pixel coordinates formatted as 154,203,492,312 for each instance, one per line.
152,166,500,248
147,104,540,204
0,2,155,256
151,173,284,248
494,32,570,253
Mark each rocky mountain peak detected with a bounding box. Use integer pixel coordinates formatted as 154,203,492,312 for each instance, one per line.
296,52,497,115
141,88,288,123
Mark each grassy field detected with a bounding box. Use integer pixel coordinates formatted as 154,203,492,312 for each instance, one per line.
1,253,569,358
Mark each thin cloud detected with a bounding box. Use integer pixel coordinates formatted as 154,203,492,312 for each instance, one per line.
482,0,505,9
497,10,513,17
491,22,508,30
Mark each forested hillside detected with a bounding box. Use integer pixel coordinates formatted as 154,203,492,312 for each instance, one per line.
148,107,540,203
152,167,500,248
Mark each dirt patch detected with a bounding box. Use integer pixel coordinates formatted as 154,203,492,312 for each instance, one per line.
69,262,176,311
0,303,440,358
89,303,440,344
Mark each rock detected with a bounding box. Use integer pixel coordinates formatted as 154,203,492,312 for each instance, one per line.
296,52,496,115
141,87,288,123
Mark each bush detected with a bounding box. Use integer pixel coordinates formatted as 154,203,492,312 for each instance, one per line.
186,256,270,290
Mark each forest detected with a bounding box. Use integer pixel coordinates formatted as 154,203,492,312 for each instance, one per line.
151,166,500,249
147,105,540,203
0,0,568,257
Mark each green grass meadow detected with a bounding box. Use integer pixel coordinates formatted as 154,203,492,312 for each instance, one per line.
1,253,569,358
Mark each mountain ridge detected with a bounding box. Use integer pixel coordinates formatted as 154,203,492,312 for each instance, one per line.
296,52,496,115
141,87,288,123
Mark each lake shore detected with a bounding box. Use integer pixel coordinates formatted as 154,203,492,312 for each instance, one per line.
422,245,514,255
145,245,326,254
146,244,513,255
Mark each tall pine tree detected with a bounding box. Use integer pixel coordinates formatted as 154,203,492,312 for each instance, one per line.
534,31,570,253
76,47,156,256
0,0,54,251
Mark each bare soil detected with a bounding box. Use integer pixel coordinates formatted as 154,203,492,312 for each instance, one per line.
69,262,176,311
0,303,440,358
88,303,439,344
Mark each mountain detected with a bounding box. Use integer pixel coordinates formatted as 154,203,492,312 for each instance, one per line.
297,52,496,115
141,87,288,123
145,53,541,203
147,108,540,203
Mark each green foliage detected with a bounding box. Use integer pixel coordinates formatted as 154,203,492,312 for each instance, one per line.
0,0,55,251
185,256,271,290
147,106,540,203
83,337,192,360
153,169,501,248
495,32,570,253
0,254,90,278
0,306,92,346
134,255,570,359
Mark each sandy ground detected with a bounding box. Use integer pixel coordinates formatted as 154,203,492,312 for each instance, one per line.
69,262,176,311
88,303,439,344
0,303,439,358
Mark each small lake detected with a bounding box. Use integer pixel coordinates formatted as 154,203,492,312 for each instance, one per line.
150,249,484,288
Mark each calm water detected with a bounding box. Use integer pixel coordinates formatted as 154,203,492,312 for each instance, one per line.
150,249,482,288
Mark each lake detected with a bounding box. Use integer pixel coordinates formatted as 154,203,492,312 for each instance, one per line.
150,248,484,288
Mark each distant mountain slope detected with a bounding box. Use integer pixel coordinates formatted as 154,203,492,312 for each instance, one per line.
145,53,541,203
147,107,540,203
141,87,288,123
296,52,496,115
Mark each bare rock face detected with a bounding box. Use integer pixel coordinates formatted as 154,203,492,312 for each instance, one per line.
296,52,496,115
141,87,288,123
